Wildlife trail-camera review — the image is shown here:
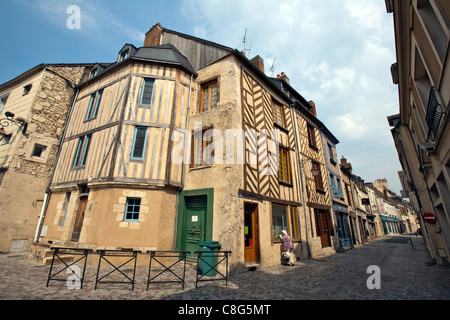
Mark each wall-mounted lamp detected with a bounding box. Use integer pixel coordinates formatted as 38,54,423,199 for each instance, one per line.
301,158,319,177
0,111,28,134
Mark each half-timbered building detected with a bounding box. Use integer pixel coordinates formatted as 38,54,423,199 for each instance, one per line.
33,23,338,272
34,43,197,256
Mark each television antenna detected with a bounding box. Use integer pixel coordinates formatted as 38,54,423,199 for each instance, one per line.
242,28,252,56
270,57,277,77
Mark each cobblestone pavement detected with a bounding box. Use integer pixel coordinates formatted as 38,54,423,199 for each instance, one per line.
0,234,449,301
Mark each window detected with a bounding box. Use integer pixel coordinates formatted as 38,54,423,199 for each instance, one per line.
272,101,285,127
120,50,129,61
73,134,92,169
312,161,324,190
272,204,289,240
131,126,147,160
336,178,343,198
278,147,291,184
125,197,141,222
328,143,336,164
330,174,336,196
345,184,353,207
307,124,317,148
90,69,98,79
60,192,71,226
0,94,9,114
191,128,214,167
1,134,12,145
23,84,32,96
140,78,155,106
31,144,47,159
200,79,218,112
85,90,103,121
290,207,301,241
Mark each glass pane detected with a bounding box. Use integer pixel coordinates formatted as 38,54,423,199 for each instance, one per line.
141,79,155,105
272,205,288,239
132,127,147,159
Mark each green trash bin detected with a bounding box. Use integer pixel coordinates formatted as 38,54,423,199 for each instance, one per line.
198,241,221,276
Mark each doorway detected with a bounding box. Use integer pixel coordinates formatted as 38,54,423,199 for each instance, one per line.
176,189,214,260
244,202,260,263
71,195,88,242
315,209,331,248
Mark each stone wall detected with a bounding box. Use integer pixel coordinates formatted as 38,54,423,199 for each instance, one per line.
0,66,87,252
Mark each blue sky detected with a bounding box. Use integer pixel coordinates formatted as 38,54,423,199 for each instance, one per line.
0,0,404,193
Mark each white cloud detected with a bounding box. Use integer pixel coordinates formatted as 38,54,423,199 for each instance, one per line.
14,0,145,43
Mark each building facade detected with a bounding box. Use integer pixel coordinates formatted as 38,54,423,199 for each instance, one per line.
0,64,91,253
320,126,352,251
386,0,450,265
34,44,197,261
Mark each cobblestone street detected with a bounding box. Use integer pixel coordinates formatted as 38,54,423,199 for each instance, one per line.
0,234,449,302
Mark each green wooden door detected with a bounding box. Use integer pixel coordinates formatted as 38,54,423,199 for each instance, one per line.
184,196,207,257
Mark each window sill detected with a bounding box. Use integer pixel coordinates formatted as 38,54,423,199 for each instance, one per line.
309,144,318,152
273,122,289,134
279,181,293,188
316,188,326,195
189,164,213,171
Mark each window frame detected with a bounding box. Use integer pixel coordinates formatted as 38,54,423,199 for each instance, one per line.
140,78,155,107
0,94,9,114
131,126,148,160
72,134,92,169
191,127,214,168
307,124,317,149
271,203,301,242
1,134,12,145
60,192,71,226
312,161,324,191
85,90,103,121
272,101,286,127
278,146,291,185
31,143,47,159
199,79,219,113
124,197,141,222
120,50,130,62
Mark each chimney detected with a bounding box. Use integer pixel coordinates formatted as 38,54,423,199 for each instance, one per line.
144,22,163,47
308,100,317,117
341,156,352,172
250,55,264,73
280,72,289,84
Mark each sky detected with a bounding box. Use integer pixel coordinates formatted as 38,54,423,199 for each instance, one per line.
0,0,403,193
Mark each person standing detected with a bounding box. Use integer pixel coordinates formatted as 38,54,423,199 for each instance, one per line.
281,230,295,266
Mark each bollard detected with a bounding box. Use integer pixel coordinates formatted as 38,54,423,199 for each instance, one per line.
410,236,414,250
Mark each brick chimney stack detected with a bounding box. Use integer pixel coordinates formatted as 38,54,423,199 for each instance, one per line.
341,156,352,172
250,55,264,73
308,100,317,117
277,72,289,84
144,22,163,47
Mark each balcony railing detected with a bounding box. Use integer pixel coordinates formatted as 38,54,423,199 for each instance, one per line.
426,87,444,142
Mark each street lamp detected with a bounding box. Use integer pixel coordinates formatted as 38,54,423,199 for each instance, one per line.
0,111,28,135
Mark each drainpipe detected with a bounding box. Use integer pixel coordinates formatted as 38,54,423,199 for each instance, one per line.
290,104,311,259
34,88,79,243
173,74,193,249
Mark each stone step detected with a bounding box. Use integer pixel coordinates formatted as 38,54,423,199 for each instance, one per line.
43,254,74,266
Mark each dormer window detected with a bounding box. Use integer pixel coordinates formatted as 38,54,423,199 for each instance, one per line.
90,68,98,79
120,50,129,62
